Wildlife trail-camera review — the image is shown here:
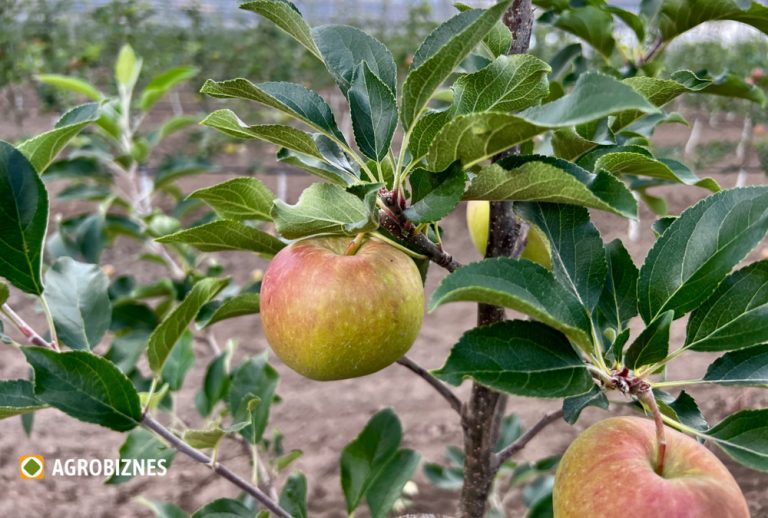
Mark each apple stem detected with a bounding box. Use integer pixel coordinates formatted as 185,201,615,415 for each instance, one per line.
638,388,666,476
345,233,367,255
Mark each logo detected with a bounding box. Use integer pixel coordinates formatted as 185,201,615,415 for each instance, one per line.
20,455,44,480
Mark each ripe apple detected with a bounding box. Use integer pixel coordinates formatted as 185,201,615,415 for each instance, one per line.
259,236,424,381
553,416,749,518
465,200,552,268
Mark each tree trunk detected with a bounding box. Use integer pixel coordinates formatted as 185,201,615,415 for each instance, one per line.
459,2,533,515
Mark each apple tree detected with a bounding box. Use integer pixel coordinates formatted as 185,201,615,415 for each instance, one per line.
1,0,768,516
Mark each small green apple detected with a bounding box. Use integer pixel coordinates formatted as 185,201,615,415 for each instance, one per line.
466,200,552,268
553,416,749,518
259,236,424,381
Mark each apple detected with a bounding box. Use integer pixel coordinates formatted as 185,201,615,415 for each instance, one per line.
259,236,424,381
553,416,749,518
465,200,552,268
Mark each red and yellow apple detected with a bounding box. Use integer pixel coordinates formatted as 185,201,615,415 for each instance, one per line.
553,416,749,518
260,236,424,381
466,200,552,268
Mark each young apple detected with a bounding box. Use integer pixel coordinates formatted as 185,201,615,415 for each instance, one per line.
466,200,551,268
260,236,424,381
553,416,749,518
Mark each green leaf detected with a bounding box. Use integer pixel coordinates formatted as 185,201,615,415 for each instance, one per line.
35,74,103,101
312,24,397,95
424,462,464,490
367,449,421,518
115,44,142,90
140,66,198,111
155,157,215,189
341,408,403,513
18,102,101,174
703,344,768,387
555,6,615,57
196,350,232,418
0,281,8,305
148,115,199,146
516,203,607,312
136,499,189,518
551,127,597,161
272,183,377,239
275,449,304,472
23,348,141,431
434,320,593,398
0,380,47,419
188,177,275,222
404,162,466,224
638,187,768,322
427,112,542,171
228,353,279,445
348,62,397,161
277,148,359,186
652,216,677,238
191,498,254,518
183,428,226,450
147,277,229,372
107,428,175,484
624,310,674,370
465,155,636,218
452,55,551,114
47,213,106,264
519,72,657,127
157,220,285,256
200,79,346,143
57,184,111,202
594,153,718,191
0,141,49,295
562,385,608,425
687,262,768,352
106,331,150,374
44,257,111,351
608,5,645,42
407,110,451,163
612,75,709,132
400,0,513,129
658,0,768,43
240,0,322,60
706,409,768,472
656,390,708,432
673,70,766,106
429,258,592,351
198,292,260,329
595,239,639,332
161,331,195,391
280,472,308,518
454,2,512,57
427,72,657,170
201,110,322,159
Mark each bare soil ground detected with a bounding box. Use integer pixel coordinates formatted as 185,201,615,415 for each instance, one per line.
0,102,767,517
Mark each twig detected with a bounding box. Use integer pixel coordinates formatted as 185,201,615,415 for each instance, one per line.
142,414,291,518
378,195,462,272
638,37,664,66
493,409,564,470
1,303,57,350
397,357,462,415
